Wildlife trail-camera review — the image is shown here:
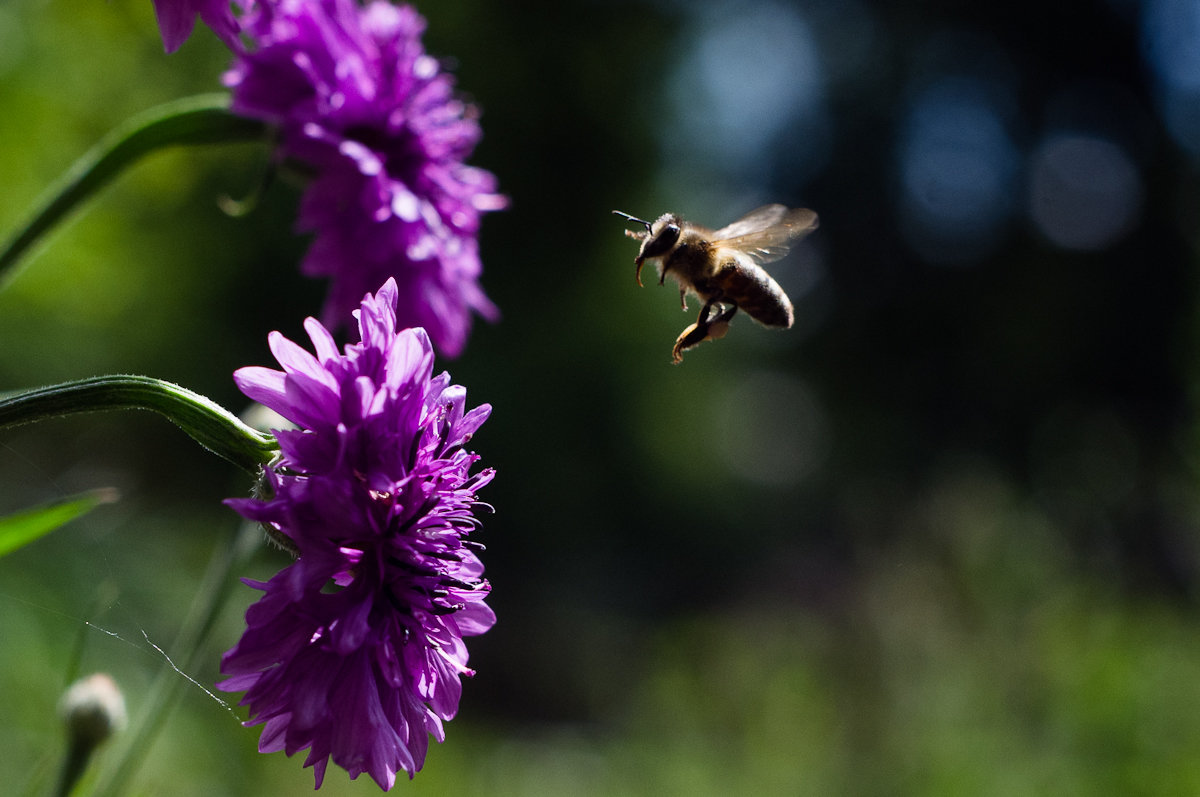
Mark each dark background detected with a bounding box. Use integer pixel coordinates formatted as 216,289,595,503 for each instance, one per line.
3,0,1200,794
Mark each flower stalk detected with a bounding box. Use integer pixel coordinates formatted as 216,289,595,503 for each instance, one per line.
90,520,263,797
0,375,277,474
0,94,268,290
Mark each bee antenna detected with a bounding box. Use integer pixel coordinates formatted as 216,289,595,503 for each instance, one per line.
612,209,652,232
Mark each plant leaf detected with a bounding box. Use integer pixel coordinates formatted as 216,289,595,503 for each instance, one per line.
0,488,119,557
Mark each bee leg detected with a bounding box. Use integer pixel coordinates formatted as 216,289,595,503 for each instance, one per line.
710,302,738,325
704,303,737,343
671,301,736,363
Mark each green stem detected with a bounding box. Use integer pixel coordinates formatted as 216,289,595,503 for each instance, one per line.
89,520,263,797
0,94,269,289
0,375,277,474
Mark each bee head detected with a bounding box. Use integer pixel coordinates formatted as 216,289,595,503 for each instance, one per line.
641,214,682,257
613,210,682,286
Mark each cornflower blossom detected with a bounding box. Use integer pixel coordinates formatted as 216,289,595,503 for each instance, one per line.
219,278,495,789
225,0,507,357
152,0,243,53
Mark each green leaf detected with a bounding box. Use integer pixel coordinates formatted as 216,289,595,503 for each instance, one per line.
0,488,119,558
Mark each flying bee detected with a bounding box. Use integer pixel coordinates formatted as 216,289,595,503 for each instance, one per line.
613,204,818,363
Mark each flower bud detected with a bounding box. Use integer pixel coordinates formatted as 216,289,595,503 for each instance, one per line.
59,673,127,749
56,673,127,796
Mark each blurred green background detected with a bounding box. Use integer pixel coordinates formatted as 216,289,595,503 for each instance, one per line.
4,0,1200,794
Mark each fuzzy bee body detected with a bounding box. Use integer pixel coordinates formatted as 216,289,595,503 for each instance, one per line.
703,252,794,328
614,204,816,362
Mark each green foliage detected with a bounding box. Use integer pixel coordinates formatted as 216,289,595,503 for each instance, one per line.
0,488,117,558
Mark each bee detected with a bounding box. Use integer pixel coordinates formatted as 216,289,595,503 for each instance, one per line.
613,204,818,363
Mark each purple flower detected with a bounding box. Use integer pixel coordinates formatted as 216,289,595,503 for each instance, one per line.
219,278,495,789
151,0,243,53
224,0,507,357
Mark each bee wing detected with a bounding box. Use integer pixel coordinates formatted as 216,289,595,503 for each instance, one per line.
712,205,790,239
712,205,818,264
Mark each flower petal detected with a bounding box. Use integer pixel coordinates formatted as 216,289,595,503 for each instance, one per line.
223,280,493,787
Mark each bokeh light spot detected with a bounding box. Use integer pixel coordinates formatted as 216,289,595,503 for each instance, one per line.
666,1,827,181
896,76,1019,264
711,371,829,488
1027,133,1142,251
1141,0,1200,158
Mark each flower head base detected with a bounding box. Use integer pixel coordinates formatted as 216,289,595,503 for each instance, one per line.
225,0,507,357
220,279,494,789
152,0,243,53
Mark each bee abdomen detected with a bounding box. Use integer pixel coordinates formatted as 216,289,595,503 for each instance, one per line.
743,290,793,328
718,261,794,328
